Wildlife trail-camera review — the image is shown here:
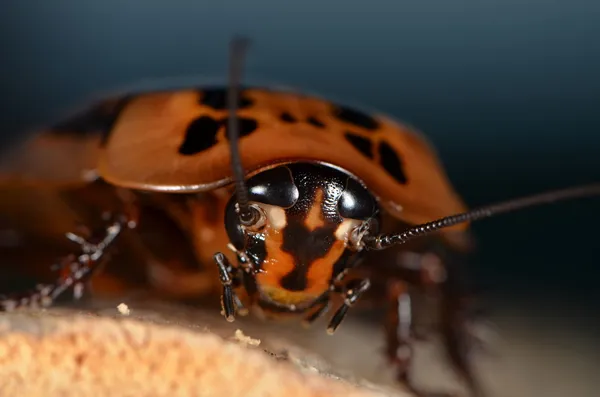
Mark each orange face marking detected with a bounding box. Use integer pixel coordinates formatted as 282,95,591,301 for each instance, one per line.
305,238,345,288
254,194,347,308
255,225,321,306
305,188,326,230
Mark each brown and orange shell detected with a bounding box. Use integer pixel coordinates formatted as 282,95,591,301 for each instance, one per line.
0,86,469,240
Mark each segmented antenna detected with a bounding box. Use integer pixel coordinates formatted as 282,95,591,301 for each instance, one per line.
365,182,600,250
227,36,258,226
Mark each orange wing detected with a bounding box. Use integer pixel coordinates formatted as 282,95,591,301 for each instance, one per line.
99,87,469,234
0,99,128,188
0,86,469,240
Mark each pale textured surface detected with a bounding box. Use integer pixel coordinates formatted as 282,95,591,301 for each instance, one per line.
0,306,407,397
0,296,598,397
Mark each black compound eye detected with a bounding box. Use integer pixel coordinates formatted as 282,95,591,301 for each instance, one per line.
247,166,299,208
338,178,378,220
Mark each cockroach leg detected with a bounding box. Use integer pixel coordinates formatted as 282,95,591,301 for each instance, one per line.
232,293,248,316
386,279,468,397
214,252,238,322
301,293,331,327
385,280,417,390
384,251,479,397
327,278,371,334
0,212,134,312
114,188,140,229
0,283,54,312
50,213,133,302
439,277,484,397
407,253,484,397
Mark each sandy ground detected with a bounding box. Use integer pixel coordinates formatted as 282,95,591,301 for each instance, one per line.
199,296,599,397
2,294,594,397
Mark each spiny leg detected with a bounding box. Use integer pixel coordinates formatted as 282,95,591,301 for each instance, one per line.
385,280,451,397
395,250,447,341
327,278,371,334
0,282,55,312
305,254,367,329
383,253,458,397
0,212,133,311
52,213,133,300
439,261,485,397
385,280,413,385
213,252,243,322
301,293,331,327
419,245,485,397
388,251,484,397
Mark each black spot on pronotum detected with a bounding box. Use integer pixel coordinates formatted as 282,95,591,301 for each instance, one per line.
344,133,373,159
331,104,380,131
223,117,258,138
306,116,325,128
180,115,258,155
378,142,408,184
199,87,253,110
280,112,297,123
179,116,221,155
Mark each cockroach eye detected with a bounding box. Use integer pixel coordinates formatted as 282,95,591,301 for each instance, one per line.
224,197,247,251
243,204,267,232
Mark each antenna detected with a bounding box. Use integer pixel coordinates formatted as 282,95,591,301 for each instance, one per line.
364,183,600,250
227,36,258,226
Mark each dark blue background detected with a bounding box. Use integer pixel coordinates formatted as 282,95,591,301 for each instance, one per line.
1,1,599,324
